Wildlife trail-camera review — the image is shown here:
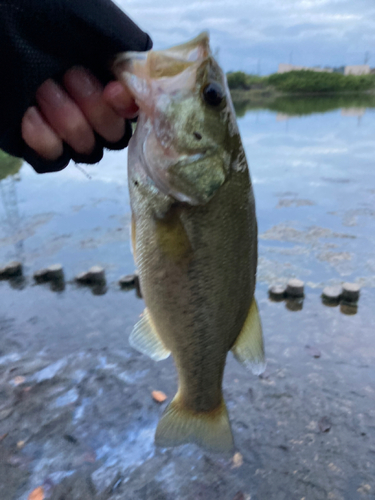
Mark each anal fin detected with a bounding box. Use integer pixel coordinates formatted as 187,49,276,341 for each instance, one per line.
130,308,170,361
231,298,266,375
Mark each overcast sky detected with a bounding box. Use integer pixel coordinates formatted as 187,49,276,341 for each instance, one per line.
115,0,375,75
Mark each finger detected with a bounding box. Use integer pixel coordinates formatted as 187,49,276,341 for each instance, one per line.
63,67,126,143
103,81,139,119
36,79,95,155
22,107,63,160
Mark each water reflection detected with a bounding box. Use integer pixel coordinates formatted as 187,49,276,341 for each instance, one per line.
0,151,24,262
285,297,304,312
7,276,27,291
49,278,66,293
340,302,358,315
232,93,375,118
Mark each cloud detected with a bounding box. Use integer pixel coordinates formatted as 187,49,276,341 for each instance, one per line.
114,0,375,74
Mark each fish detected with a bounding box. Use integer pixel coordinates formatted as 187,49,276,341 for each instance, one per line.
113,32,265,453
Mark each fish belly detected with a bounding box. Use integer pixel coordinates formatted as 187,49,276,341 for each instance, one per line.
134,168,256,413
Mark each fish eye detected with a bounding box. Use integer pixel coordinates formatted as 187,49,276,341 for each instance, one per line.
202,82,224,106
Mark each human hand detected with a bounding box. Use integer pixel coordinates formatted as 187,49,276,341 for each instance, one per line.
21,66,138,161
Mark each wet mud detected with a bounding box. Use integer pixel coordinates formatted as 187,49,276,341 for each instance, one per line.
1,101,375,499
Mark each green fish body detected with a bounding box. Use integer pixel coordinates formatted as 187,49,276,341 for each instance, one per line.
114,33,265,453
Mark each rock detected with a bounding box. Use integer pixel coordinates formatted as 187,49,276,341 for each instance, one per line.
12,376,26,386
305,345,321,358
75,266,105,284
268,284,286,301
88,266,105,283
46,264,64,280
119,273,137,289
32,359,67,383
342,282,360,303
33,268,50,283
286,278,305,298
34,264,64,283
75,271,90,284
0,408,13,421
318,416,331,433
0,261,22,278
321,285,342,305
232,452,244,468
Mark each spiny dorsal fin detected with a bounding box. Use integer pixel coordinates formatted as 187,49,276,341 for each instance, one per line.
231,298,266,375
155,394,234,453
130,308,170,361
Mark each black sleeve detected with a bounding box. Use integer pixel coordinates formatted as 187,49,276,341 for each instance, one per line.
0,0,152,173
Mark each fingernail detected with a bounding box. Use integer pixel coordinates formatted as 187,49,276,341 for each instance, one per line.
111,96,139,118
106,84,124,100
23,107,43,130
65,67,102,98
37,80,67,108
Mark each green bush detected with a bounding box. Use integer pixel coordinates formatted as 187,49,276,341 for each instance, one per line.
0,149,22,180
228,70,375,94
267,70,375,93
226,71,267,90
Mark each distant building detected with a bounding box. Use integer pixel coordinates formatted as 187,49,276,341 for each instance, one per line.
278,63,333,74
341,108,366,117
344,65,370,76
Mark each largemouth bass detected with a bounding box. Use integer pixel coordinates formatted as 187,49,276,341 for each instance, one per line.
113,33,265,453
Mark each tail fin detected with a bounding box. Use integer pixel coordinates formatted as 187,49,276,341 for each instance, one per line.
155,394,234,453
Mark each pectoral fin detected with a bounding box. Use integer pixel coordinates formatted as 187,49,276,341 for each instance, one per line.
231,298,266,375
130,308,171,361
155,207,192,263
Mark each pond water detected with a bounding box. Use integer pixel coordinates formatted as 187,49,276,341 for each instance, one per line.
0,97,374,500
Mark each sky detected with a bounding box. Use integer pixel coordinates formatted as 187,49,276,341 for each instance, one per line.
115,0,375,75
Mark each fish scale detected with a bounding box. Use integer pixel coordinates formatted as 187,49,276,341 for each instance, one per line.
114,32,265,452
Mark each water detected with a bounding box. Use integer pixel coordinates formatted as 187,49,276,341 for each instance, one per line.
0,98,374,500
